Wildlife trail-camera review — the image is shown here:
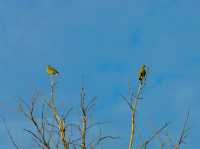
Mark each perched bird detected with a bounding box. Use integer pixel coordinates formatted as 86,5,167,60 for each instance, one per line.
47,65,59,75
138,64,146,81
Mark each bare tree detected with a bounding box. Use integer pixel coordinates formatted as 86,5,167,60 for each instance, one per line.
2,67,191,149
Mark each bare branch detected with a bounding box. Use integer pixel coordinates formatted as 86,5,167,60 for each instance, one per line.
1,117,21,149
88,128,120,148
142,122,170,149
49,80,69,149
174,109,191,149
120,94,132,111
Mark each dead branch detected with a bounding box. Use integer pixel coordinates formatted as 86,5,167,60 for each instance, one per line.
19,94,51,149
80,87,87,149
1,117,21,149
48,79,69,149
174,109,191,149
142,122,170,149
88,127,120,148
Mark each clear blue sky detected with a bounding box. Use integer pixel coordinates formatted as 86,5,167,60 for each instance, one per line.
0,0,199,148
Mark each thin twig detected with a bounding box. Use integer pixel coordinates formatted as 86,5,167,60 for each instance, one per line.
1,117,21,149
143,122,170,149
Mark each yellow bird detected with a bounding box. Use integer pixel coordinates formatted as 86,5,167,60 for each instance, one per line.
138,64,146,81
47,65,59,75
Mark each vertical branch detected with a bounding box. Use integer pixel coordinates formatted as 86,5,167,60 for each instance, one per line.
124,65,149,149
160,143,164,149
80,87,87,149
133,83,143,111
128,82,144,149
50,80,56,104
128,110,135,149
79,84,116,149
81,115,87,149
49,79,59,123
49,78,69,149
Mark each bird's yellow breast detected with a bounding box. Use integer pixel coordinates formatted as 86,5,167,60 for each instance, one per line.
47,66,59,75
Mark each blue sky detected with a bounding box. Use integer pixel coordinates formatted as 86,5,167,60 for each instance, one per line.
0,0,200,148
